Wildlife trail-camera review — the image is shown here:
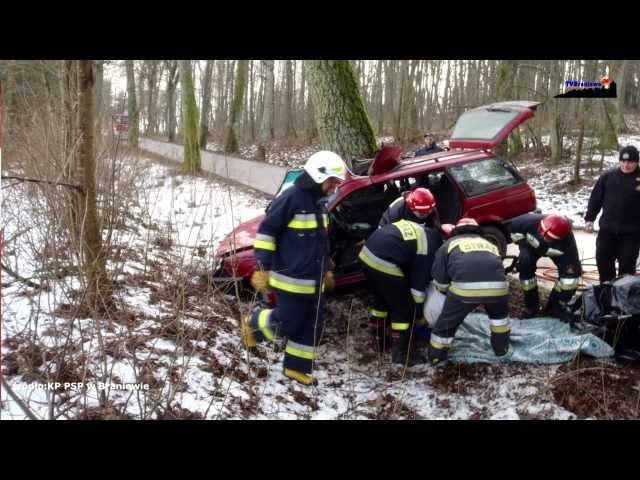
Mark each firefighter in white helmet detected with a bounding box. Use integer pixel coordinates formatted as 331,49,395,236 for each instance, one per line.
242,151,347,386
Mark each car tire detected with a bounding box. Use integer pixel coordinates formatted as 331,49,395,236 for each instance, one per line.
480,225,507,257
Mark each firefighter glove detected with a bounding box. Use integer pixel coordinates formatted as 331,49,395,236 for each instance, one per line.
324,270,335,291
250,270,270,293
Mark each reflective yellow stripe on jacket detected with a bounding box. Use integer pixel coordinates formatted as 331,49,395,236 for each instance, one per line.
358,246,404,277
288,213,319,229
254,233,277,252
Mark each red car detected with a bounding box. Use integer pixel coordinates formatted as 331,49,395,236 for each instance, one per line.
213,100,540,292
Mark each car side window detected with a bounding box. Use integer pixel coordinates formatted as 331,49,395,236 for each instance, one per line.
447,157,520,197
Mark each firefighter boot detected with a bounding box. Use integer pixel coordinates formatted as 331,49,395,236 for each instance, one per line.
391,330,427,366
427,341,449,365
544,289,574,320
283,368,318,386
522,287,541,318
241,315,257,349
490,330,510,356
598,281,613,316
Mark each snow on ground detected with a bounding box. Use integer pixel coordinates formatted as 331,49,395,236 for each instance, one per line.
3,132,639,420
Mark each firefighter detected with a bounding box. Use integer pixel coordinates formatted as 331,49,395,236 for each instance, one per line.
429,218,510,365
509,213,581,318
378,187,440,229
358,218,440,365
585,145,640,283
242,151,347,386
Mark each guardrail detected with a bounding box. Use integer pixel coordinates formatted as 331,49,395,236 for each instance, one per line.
139,138,287,196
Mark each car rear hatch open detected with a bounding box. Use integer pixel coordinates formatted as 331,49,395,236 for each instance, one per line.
448,101,541,150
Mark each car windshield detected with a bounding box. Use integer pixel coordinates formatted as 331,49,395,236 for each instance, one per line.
447,158,519,196
451,109,519,140
276,170,304,197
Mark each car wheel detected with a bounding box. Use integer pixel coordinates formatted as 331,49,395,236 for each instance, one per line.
480,225,507,257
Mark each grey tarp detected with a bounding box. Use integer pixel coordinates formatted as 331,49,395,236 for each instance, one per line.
447,313,614,364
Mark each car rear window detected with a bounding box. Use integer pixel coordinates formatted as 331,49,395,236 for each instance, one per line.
447,158,520,197
451,109,519,140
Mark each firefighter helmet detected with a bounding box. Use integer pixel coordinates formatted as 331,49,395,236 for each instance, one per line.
452,217,480,236
304,151,347,184
538,214,572,241
406,188,436,218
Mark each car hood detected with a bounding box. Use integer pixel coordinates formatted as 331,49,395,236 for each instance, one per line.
216,214,264,256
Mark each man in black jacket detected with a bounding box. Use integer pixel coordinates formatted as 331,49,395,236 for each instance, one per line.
585,145,640,283
414,133,444,157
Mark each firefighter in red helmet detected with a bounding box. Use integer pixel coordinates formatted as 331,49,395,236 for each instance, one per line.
509,213,581,318
370,187,443,356
378,187,439,229
429,218,511,364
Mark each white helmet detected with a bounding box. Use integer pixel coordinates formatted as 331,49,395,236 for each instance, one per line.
304,151,347,184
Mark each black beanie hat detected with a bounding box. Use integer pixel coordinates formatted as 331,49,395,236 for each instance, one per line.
619,145,639,162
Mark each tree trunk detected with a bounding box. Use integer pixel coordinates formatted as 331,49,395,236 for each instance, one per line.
165,60,179,142
615,60,628,133
298,61,306,138
375,60,384,135
62,61,81,244
143,61,158,135
284,60,296,139
249,60,257,143
305,60,377,167
224,60,248,154
180,60,201,173
574,99,585,184
95,61,104,138
393,60,407,141
78,60,109,311
125,60,139,148
199,60,214,148
549,61,564,164
257,60,275,161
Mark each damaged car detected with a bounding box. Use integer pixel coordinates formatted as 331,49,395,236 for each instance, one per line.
213,100,541,292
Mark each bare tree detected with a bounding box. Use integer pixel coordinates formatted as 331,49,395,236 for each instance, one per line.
199,60,214,148
125,60,139,148
78,60,110,310
164,60,179,142
180,60,201,173
256,60,275,162
224,60,248,154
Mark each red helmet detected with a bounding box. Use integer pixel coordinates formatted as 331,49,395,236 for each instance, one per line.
538,214,571,241
406,188,436,218
451,217,479,236
455,217,479,228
